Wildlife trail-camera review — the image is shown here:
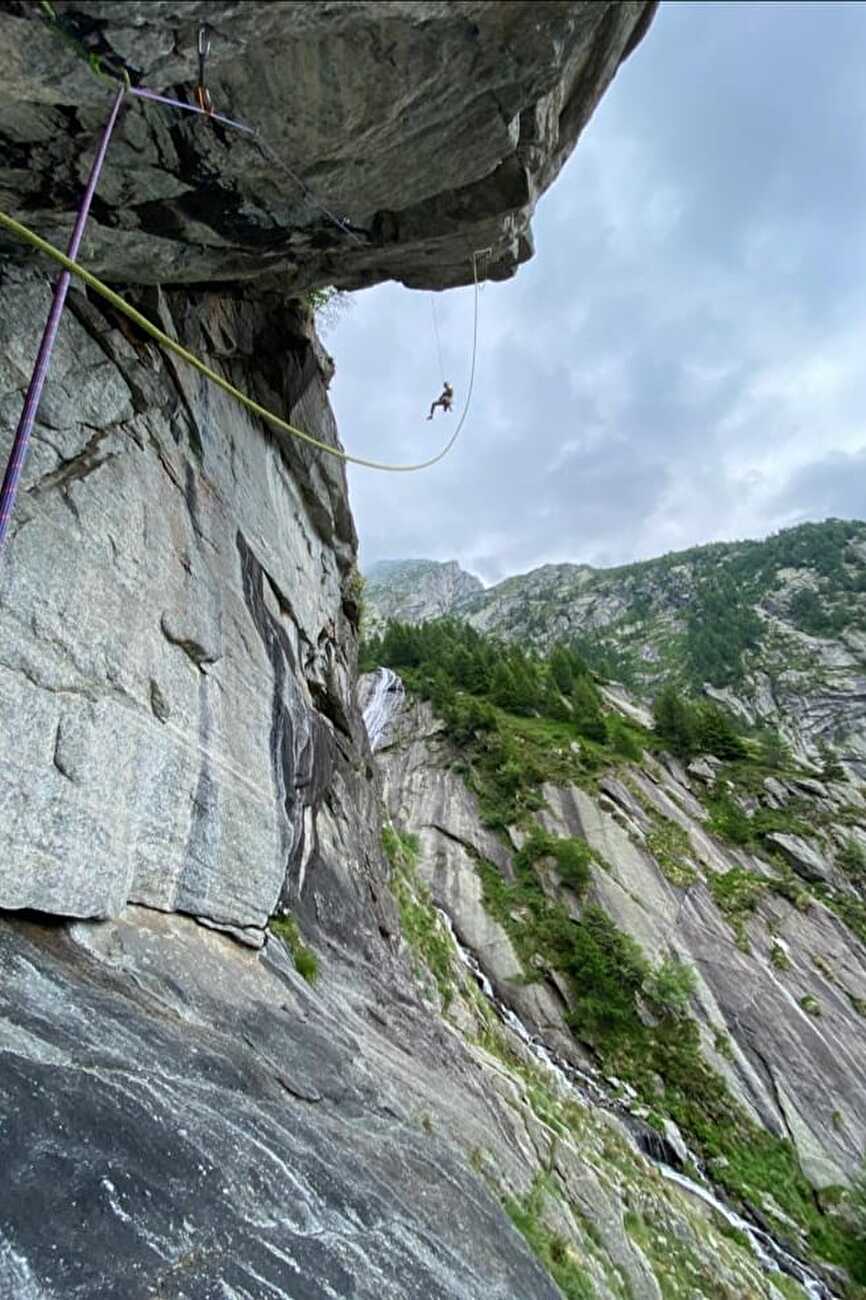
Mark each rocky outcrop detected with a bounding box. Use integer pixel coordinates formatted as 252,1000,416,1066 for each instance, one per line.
0,909,566,1300
0,0,656,293
364,558,484,632
0,4,665,1295
376,685,866,1199
0,272,365,944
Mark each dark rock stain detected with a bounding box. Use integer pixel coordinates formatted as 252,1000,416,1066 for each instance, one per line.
236,530,333,894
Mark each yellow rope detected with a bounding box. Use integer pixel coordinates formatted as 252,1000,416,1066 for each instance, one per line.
0,209,480,473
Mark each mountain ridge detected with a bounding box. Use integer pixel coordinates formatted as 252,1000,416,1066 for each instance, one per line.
364,518,866,766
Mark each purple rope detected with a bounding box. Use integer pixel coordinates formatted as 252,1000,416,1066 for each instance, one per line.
0,83,126,549
130,85,255,136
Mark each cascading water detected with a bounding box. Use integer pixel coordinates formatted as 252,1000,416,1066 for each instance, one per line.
435,907,836,1300
362,667,405,752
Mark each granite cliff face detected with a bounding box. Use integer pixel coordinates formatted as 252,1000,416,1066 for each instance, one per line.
0,3,663,1296
371,677,866,1296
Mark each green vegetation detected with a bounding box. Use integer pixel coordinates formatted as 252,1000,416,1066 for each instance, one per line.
362,618,649,828
428,519,866,693
839,836,866,875
770,943,791,971
642,957,698,1018
623,1205,756,1300
382,825,455,1010
677,518,866,686
645,816,698,887
270,914,318,984
652,686,747,761
710,867,765,916
503,1174,595,1300
518,829,594,894
853,1160,866,1237
302,286,352,331
363,605,866,1286
709,867,764,948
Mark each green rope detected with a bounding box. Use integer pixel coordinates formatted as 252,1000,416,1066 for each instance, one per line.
0,209,480,474
37,1,117,84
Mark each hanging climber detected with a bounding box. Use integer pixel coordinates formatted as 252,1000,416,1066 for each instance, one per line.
427,381,454,420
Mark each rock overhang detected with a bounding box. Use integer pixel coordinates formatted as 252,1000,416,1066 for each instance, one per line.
0,0,657,293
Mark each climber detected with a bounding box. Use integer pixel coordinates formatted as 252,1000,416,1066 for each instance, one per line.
427,382,454,420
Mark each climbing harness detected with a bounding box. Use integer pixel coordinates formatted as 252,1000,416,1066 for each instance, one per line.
0,35,486,546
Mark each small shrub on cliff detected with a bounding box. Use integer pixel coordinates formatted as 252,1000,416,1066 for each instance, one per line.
383,825,455,1010
643,957,698,1018
645,817,698,888
270,914,318,984
839,836,866,875
710,867,764,915
770,943,791,971
515,830,593,897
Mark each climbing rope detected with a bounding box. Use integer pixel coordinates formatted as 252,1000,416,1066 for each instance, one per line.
430,295,446,381
38,5,366,247
0,209,483,476
0,45,485,546
0,82,126,546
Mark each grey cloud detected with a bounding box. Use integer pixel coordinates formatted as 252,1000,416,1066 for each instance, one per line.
770,449,866,522
330,2,866,582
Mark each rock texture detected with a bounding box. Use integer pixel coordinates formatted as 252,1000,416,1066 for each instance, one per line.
0,0,656,292
0,4,664,1296
0,273,362,942
0,908,565,1300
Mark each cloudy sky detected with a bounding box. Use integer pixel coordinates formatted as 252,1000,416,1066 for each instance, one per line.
328,1,866,586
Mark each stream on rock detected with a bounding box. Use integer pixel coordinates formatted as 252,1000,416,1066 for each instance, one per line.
437,908,834,1300
363,667,405,752
361,670,836,1299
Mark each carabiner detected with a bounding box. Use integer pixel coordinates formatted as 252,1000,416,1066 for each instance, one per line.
195,25,214,115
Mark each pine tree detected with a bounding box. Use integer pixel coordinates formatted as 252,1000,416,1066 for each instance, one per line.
571,677,607,743
652,685,695,758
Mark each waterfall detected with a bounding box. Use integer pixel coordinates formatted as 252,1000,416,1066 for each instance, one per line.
362,667,405,752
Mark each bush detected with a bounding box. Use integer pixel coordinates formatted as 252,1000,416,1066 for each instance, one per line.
644,957,698,1018
839,837,866,875
652,685,696,758
571,676,607,743
270,914,318,984
608,715,643,760
515,831,593,897
710,867,764,915
707,793,753,846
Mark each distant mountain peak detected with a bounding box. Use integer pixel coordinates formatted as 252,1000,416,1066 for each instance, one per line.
363,558,483,630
